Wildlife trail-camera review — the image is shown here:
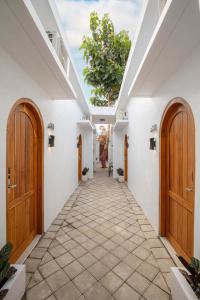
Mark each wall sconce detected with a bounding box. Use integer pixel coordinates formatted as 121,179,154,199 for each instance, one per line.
150,124,157,132
149,137,156,150
48,135,55,147
47,122,55,130
122,111,128,120
47,123,55,147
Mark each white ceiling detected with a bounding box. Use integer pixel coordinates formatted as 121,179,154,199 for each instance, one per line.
92,115,116,125
129,0,200,97
0,0,75,99
90,106,116,124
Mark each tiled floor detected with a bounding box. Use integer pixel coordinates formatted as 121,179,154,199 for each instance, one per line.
24,167,175,300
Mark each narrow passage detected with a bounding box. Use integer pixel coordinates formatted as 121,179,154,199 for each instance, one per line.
25,167,174,300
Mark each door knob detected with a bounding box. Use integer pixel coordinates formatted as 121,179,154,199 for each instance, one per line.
185,187,193,192
7,168,17,190
8,184,17,189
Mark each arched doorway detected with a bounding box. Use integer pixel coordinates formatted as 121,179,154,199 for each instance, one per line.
124,134,128,182
7,99,44,262
160,98,195,261
78,134,82,181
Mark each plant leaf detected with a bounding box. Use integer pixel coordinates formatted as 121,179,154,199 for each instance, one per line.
0,289,8,299
190,257,200,274
79,11,131,106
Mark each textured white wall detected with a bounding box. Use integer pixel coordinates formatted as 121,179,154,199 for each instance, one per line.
81,129,94,179
0,47,91,246
113,130,124,178
108,134,113,163
124,45,200,258
95,140,100,162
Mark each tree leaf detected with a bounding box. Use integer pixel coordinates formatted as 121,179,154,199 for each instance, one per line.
79,11,131,106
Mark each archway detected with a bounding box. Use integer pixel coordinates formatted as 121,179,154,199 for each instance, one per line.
124,134,128,182
78,134,82,181
7,99,44,262
160,98,195,261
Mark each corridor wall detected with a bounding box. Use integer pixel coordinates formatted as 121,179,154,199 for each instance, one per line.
79,128,94,179
125,45,200,259
113,130,124,179
0,47,86,245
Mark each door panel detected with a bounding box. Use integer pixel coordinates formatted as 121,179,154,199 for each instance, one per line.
166,104,194,261
7,103,38,262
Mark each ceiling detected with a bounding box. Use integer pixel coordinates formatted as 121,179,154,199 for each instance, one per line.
129,0,200,97
90,106,116,124
0,0,76,99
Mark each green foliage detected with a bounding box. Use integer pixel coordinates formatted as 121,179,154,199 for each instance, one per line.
0,264,9,284
0,242,12,270
0,242,16,299
80,11,131,106
179,256,200,298
190,257,200,274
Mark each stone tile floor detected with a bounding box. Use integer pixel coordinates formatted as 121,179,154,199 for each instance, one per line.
24,167,175,300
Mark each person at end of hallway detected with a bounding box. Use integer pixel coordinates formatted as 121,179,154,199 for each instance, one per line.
100,143,108,168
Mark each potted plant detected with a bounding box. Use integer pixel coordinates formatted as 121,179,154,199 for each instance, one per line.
82,167,89,181
117,168,124,182
171,256,200,300
0,242,25,300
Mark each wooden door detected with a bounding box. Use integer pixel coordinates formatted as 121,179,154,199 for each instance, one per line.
7,102,40,262
160,100,195,261
124,135,128,182
78,134,82,181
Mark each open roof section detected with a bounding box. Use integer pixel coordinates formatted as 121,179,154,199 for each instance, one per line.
115,0,158,111
128,0,200,98
115,0,200,110
0,0,90,113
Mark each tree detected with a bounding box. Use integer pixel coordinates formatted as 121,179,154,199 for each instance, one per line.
80,12,131,106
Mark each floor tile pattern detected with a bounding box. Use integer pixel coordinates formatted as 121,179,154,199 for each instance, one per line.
24,168,174,300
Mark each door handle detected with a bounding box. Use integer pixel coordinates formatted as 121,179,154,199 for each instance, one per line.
185,187,193,192
8,184,17,189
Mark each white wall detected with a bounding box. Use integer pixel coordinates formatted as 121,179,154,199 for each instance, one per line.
124,45,200,258
95,140,100,163
0,47,89,246
31,0,58,32
108,134,113,163
113,130,124,178
80,128,93,179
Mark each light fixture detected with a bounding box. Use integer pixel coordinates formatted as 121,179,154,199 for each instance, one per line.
48,135,55,147
150,124,157,132
47,123,55,147
47,122,55,130
149,137,156,150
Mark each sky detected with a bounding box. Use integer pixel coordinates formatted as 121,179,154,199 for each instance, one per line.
56,0,143,101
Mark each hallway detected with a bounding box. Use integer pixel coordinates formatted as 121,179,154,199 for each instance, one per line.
1,2,200,299
25,168,174,300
